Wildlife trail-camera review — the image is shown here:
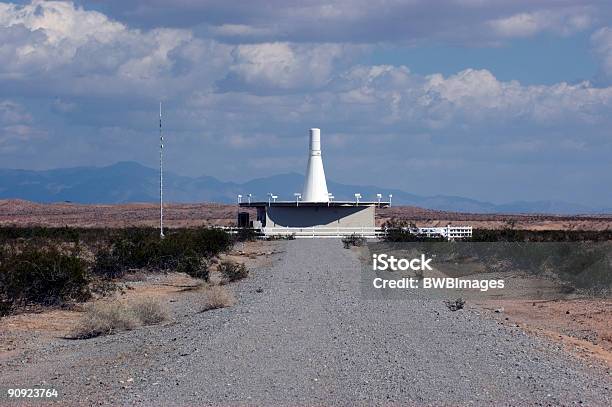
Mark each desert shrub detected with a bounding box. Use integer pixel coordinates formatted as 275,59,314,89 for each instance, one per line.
218,261,248,282
384,229,436,242
0,245,90,306
89,279,118,297
72,302,138,339
92,247,124,278
201,286,235,311
0,226,81,244
0,300,11,317
176,253,210,281
131,298,169,325
342,234,366,248
0,226,122,250
471,229,612,242
266,234,295,241
381,219,445,242
92,227,232,276
235,228,259,242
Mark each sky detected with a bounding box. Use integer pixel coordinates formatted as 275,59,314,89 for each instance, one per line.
1,0,612,207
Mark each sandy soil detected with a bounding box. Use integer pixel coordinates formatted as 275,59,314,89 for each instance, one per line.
477,298,612,367
377,206,612,231
0,199,252,228
2,199,611,230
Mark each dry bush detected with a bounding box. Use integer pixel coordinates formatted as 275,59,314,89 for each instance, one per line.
201,286,235,311
72,302,138,339
131,298,169,325
342,234,366,248
207,270,228,286
218,261,249,282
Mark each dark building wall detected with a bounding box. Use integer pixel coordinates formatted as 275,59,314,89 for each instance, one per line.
264,205,375,228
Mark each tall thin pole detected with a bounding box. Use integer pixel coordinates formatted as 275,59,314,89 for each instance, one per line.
159,102,165,238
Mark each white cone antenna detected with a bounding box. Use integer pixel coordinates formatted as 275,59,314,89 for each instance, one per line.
302,128,329,202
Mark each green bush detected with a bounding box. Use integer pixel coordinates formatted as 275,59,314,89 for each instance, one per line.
218,261,249,282
342,234,366,248
0,300,11,317
235,228,259,242
176,253,210,281
470,229,612,242
92,227,232,276
0,246,90,306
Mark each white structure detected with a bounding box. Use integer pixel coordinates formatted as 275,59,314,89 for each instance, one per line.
301,128,329,202
236,128,473,239
416,225,472,240
239,128,389,237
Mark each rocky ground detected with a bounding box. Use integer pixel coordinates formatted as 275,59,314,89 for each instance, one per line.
2,199,611,230
1,239,611,406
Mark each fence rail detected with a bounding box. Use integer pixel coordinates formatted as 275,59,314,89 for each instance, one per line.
216,226,472,239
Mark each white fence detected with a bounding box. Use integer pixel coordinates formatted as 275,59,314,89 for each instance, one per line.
416,226,473,240
262,227,384,239
218,225,472,239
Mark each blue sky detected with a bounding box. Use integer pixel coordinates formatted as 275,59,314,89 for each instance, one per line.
1,0,612,207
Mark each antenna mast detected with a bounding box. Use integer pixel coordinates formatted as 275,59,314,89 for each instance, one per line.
159,102,165,238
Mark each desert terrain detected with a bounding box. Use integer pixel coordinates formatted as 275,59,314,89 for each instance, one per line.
1,240,611,405
1,200,611,405
2,199,612,230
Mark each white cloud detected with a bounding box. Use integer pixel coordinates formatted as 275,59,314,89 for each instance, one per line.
94,0,607,45
0,1,231,96
592,27,612,81
1,1,612,205
328,66,612,129
488,8,593,38
227,42,352,90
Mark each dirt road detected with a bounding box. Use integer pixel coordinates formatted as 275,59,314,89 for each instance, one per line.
1,240,611,405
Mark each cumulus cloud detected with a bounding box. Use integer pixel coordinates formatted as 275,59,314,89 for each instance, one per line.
223,42,355,91
0,0,232,98
77,0,606,44
1,1,612,205
422,70,612,124
325,66,612,129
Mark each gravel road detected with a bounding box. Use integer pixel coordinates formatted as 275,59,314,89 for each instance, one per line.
2,239,611,406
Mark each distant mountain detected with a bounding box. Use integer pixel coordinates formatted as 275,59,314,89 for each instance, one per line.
0,161,608,214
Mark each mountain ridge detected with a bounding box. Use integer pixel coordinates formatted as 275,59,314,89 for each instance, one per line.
0,161,607,215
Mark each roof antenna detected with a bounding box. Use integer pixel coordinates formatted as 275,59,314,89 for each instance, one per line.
159,101,165,239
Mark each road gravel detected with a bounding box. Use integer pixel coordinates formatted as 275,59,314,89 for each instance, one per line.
2,239,611,406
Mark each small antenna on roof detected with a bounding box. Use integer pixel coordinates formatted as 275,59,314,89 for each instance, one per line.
159,101,165,239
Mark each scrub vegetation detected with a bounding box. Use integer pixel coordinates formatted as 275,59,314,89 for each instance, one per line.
72,298,169,339
341,234,366,248
382,218,612,242
0,226,236,317
218,260,249,282
201,285,236,311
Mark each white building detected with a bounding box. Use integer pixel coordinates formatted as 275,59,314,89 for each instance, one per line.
239,128,389,238
238,128,472,239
